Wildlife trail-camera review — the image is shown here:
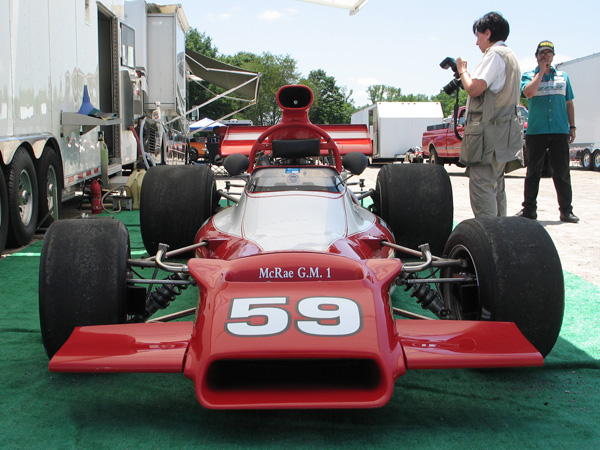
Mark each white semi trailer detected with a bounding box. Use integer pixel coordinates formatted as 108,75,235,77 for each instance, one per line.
556,53,600,171
351,102,444,163
0,0,189,253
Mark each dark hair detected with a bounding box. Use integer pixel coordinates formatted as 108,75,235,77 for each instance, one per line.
472,12,510,43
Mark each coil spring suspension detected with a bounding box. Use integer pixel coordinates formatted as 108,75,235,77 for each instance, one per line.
144,272,190,318
397,273,450,318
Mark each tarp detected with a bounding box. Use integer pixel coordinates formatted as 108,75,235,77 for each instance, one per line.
189,117,225,131
185,49,260,100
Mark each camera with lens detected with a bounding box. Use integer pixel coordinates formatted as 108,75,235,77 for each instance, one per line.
440,57,463,95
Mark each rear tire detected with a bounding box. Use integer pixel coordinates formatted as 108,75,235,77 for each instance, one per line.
140,164,216,256
6,148,38,247
374,164,453,256
39,219,130,358
36,147,62,228
442,217,564,357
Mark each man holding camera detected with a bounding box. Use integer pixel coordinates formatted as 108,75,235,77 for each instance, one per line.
516,40,579,223
455,12,523,218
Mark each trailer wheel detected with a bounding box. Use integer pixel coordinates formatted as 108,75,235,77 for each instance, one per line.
6,148,38,247
39,219,130,358
0,169,9,254
140,164,216,256
593,149,600,172
37,147,62,228
374,164,453,256
442,217,564,357
581,149,592,170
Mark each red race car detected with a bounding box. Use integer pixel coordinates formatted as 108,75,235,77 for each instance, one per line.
39,85,564,409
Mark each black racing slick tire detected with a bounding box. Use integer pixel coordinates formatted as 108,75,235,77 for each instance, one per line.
442,217,564,358
6,148,38,247
140,164,216,256
0,168,9,254
374,164,453,256
39,219,130,358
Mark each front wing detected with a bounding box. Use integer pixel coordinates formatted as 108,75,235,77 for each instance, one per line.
49,253,542,409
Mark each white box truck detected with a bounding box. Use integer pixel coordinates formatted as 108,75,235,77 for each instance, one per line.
0,0,189,253
351,102,444,163
556,53,600,171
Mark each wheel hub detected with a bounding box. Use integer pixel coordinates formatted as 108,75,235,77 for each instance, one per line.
18,170,34,224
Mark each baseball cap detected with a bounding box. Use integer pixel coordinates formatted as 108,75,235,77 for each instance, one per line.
536,40,555,54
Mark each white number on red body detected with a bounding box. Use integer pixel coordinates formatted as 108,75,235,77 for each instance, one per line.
225,296,362,337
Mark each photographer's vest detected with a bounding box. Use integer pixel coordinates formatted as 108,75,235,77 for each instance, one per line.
460,45,523,167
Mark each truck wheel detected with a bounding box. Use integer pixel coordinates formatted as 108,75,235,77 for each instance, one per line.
0,169,8,254
581,149,592,170
140,164,216,256
37,147,62,228
429,147,444,166
6,148,38,247
375,164,453,256
442,217,564,357
39,219,130,358
593,149,600,172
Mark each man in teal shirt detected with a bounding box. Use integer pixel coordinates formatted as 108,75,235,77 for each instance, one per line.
516,40,579,223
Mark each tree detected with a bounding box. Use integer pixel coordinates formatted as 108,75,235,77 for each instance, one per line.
226,52,300,125
430,89,468,117
366,84,431,105
185,28,218,58
367,85,403,103
301,69,353,124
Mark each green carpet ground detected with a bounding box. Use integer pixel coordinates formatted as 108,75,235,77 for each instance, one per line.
1,210,598,449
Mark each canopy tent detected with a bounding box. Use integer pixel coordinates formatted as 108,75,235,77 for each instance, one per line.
189,117,225,131
296,0,371,15
185,49,260,100
180,49,261,132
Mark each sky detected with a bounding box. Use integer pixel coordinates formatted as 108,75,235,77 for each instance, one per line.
176,0,598,107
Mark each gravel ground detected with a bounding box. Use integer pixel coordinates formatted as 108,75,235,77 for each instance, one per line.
6,162,596,287
359,163,599,286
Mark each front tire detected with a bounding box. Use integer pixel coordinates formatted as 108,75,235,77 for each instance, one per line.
375,164,453,256
140,164,216,256
442,217,564,357
39,219,130,358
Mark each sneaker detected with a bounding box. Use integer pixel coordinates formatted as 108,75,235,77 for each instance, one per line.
560,213,579,223
515,209,537,220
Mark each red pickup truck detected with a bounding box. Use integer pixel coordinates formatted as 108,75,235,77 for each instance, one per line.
422,107,466,166
422,106,528,167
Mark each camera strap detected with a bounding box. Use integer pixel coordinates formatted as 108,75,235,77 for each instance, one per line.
453,92,463,141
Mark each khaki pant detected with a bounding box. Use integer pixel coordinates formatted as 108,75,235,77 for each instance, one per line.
466,154,507,218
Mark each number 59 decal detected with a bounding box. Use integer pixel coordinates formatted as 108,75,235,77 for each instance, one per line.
226,296,362,337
